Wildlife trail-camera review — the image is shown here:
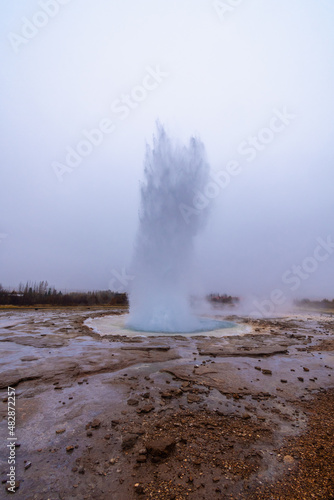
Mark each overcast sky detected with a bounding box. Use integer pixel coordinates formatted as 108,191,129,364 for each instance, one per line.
1,0,334,307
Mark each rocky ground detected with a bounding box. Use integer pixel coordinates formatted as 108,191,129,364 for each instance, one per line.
0,307,333,499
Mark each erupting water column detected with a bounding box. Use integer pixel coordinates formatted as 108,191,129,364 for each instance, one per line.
127,124,211,333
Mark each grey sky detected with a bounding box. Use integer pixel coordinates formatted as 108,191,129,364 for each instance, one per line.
1,0,333,305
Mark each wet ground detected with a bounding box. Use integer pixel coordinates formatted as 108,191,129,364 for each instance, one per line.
0,307,333,499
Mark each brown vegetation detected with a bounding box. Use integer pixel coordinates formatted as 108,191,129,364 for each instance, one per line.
0,281,128,307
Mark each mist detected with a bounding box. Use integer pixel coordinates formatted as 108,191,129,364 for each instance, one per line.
1,0,334,310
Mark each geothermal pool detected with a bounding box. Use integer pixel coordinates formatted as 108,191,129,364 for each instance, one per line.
85,314,251,337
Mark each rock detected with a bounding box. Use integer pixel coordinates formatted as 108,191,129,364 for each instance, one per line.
242,413,251,420
137,404,154,414
262,369,272,375
109,458,117,464
66,445,74,452
91,419,101,429
146,437,176,458
303,367,310,372
134,483,144,494
121,346,170,351
297,377,304,382
280,379,288,383
161,391,173,399
24,461,32,470
255,366,261,371
187,394,201,403
136,455,147,463
5,480,20,492
56,429,66,434
283,455,294,464
127,398,139,406
86,431,93,437
121,433,138,450
78,466,85,474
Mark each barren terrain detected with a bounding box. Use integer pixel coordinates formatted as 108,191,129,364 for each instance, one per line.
0,308,333,499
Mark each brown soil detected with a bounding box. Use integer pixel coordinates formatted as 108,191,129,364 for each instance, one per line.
250,389,334,500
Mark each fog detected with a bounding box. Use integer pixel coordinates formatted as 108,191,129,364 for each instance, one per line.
1,0,334,309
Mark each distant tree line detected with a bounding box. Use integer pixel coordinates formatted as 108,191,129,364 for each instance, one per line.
294,298,334,310
0,281,128,307
207,293,240,305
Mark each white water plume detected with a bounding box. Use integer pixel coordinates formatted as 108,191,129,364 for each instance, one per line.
127,123,212,332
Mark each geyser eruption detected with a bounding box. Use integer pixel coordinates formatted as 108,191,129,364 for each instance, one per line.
128,124,211,333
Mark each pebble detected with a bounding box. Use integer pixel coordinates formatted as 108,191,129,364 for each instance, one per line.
121,434,138,450
6,481,20,492
137,404,154,414
91,419,101,429
187,394,201,403
127,398,139,406
134,483,144,494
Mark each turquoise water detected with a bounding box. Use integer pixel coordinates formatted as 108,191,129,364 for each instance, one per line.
128,317,237,334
